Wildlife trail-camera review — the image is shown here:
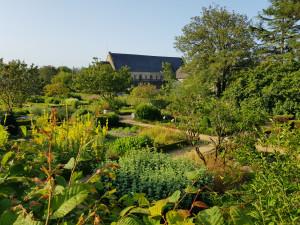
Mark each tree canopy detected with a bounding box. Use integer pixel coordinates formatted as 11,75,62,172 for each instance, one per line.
253,0,300,56
0,59,42,112
175,6,255,97
75,60,132,99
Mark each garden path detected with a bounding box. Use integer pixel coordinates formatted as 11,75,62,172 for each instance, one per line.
119,115,284,155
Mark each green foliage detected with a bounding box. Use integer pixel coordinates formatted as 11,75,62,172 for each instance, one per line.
129,84,158,106
195,206,224,225
75,60,132,99
44,82,70,97
38,65,58,85
45,97,61,104
43,71,74,97
162,62,177,94
115,150,211,200
224,60,300,116
139,126,186,146
64,98,79,108
27,96,45,103
0,125,9,148
71,108,92,119
0,59,42,112
108,135,153,158
175,6,254,97
253,0,300,56
96,112,119,127
135,104,161,121
51,184,89,219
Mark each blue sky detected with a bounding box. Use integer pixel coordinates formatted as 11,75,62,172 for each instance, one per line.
0,0,269,67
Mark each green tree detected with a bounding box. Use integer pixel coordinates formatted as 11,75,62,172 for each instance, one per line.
43,71,73,97
76,60,131,100
38,65,58,85
253,0,300,56
162,62,176,93
129,84,158,106
0,59,42,112
175,6,254,97
223,59,300,117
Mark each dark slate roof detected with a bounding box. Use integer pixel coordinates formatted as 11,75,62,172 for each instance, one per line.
109,52,183,72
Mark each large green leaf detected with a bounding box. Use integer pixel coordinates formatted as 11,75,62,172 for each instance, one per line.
13,213,43,225
0,210,17,225
166,210,184,224
195,207,224,225
63,157,75,170
229,206,254,225
51,184,89,219
149,199,168,217
142,216,161,225
0,210,42,225
133,193,150,207
1,151,14,167
168,190,181,203
0,176,30,185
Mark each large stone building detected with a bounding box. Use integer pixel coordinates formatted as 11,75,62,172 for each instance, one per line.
106,52,184,86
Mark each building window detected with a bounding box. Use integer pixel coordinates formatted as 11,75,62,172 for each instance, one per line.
139,75,142,80
150,75,153,80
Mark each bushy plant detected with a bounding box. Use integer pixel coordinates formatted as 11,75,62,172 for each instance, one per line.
0,125,9,147
128,84,158,106
107,135,153,158
45,97,61,104
96,112,119,127
135,103,161,121
65,98,79,108
27,95,45,103
71,108,92,119
67,92,82,100
29,105,48,116
115,150,212,200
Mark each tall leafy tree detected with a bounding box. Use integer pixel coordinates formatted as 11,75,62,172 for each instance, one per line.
38,65,58,85
253,0,300,56
76,59,131,100
0,59,42,112
43,71,73,97
175,6,255,97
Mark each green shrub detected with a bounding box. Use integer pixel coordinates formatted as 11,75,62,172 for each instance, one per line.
45,97,61,104
27,95,45,103
115,150,212,200
108,98,126,110
118,107,135,115
71,109,92,119
67,92,82,100
96,112,119,127
65,98,79,108
56,106,76,122
107,135,153,158
29,105,48,116
135,103,161,121
0,125,9,147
